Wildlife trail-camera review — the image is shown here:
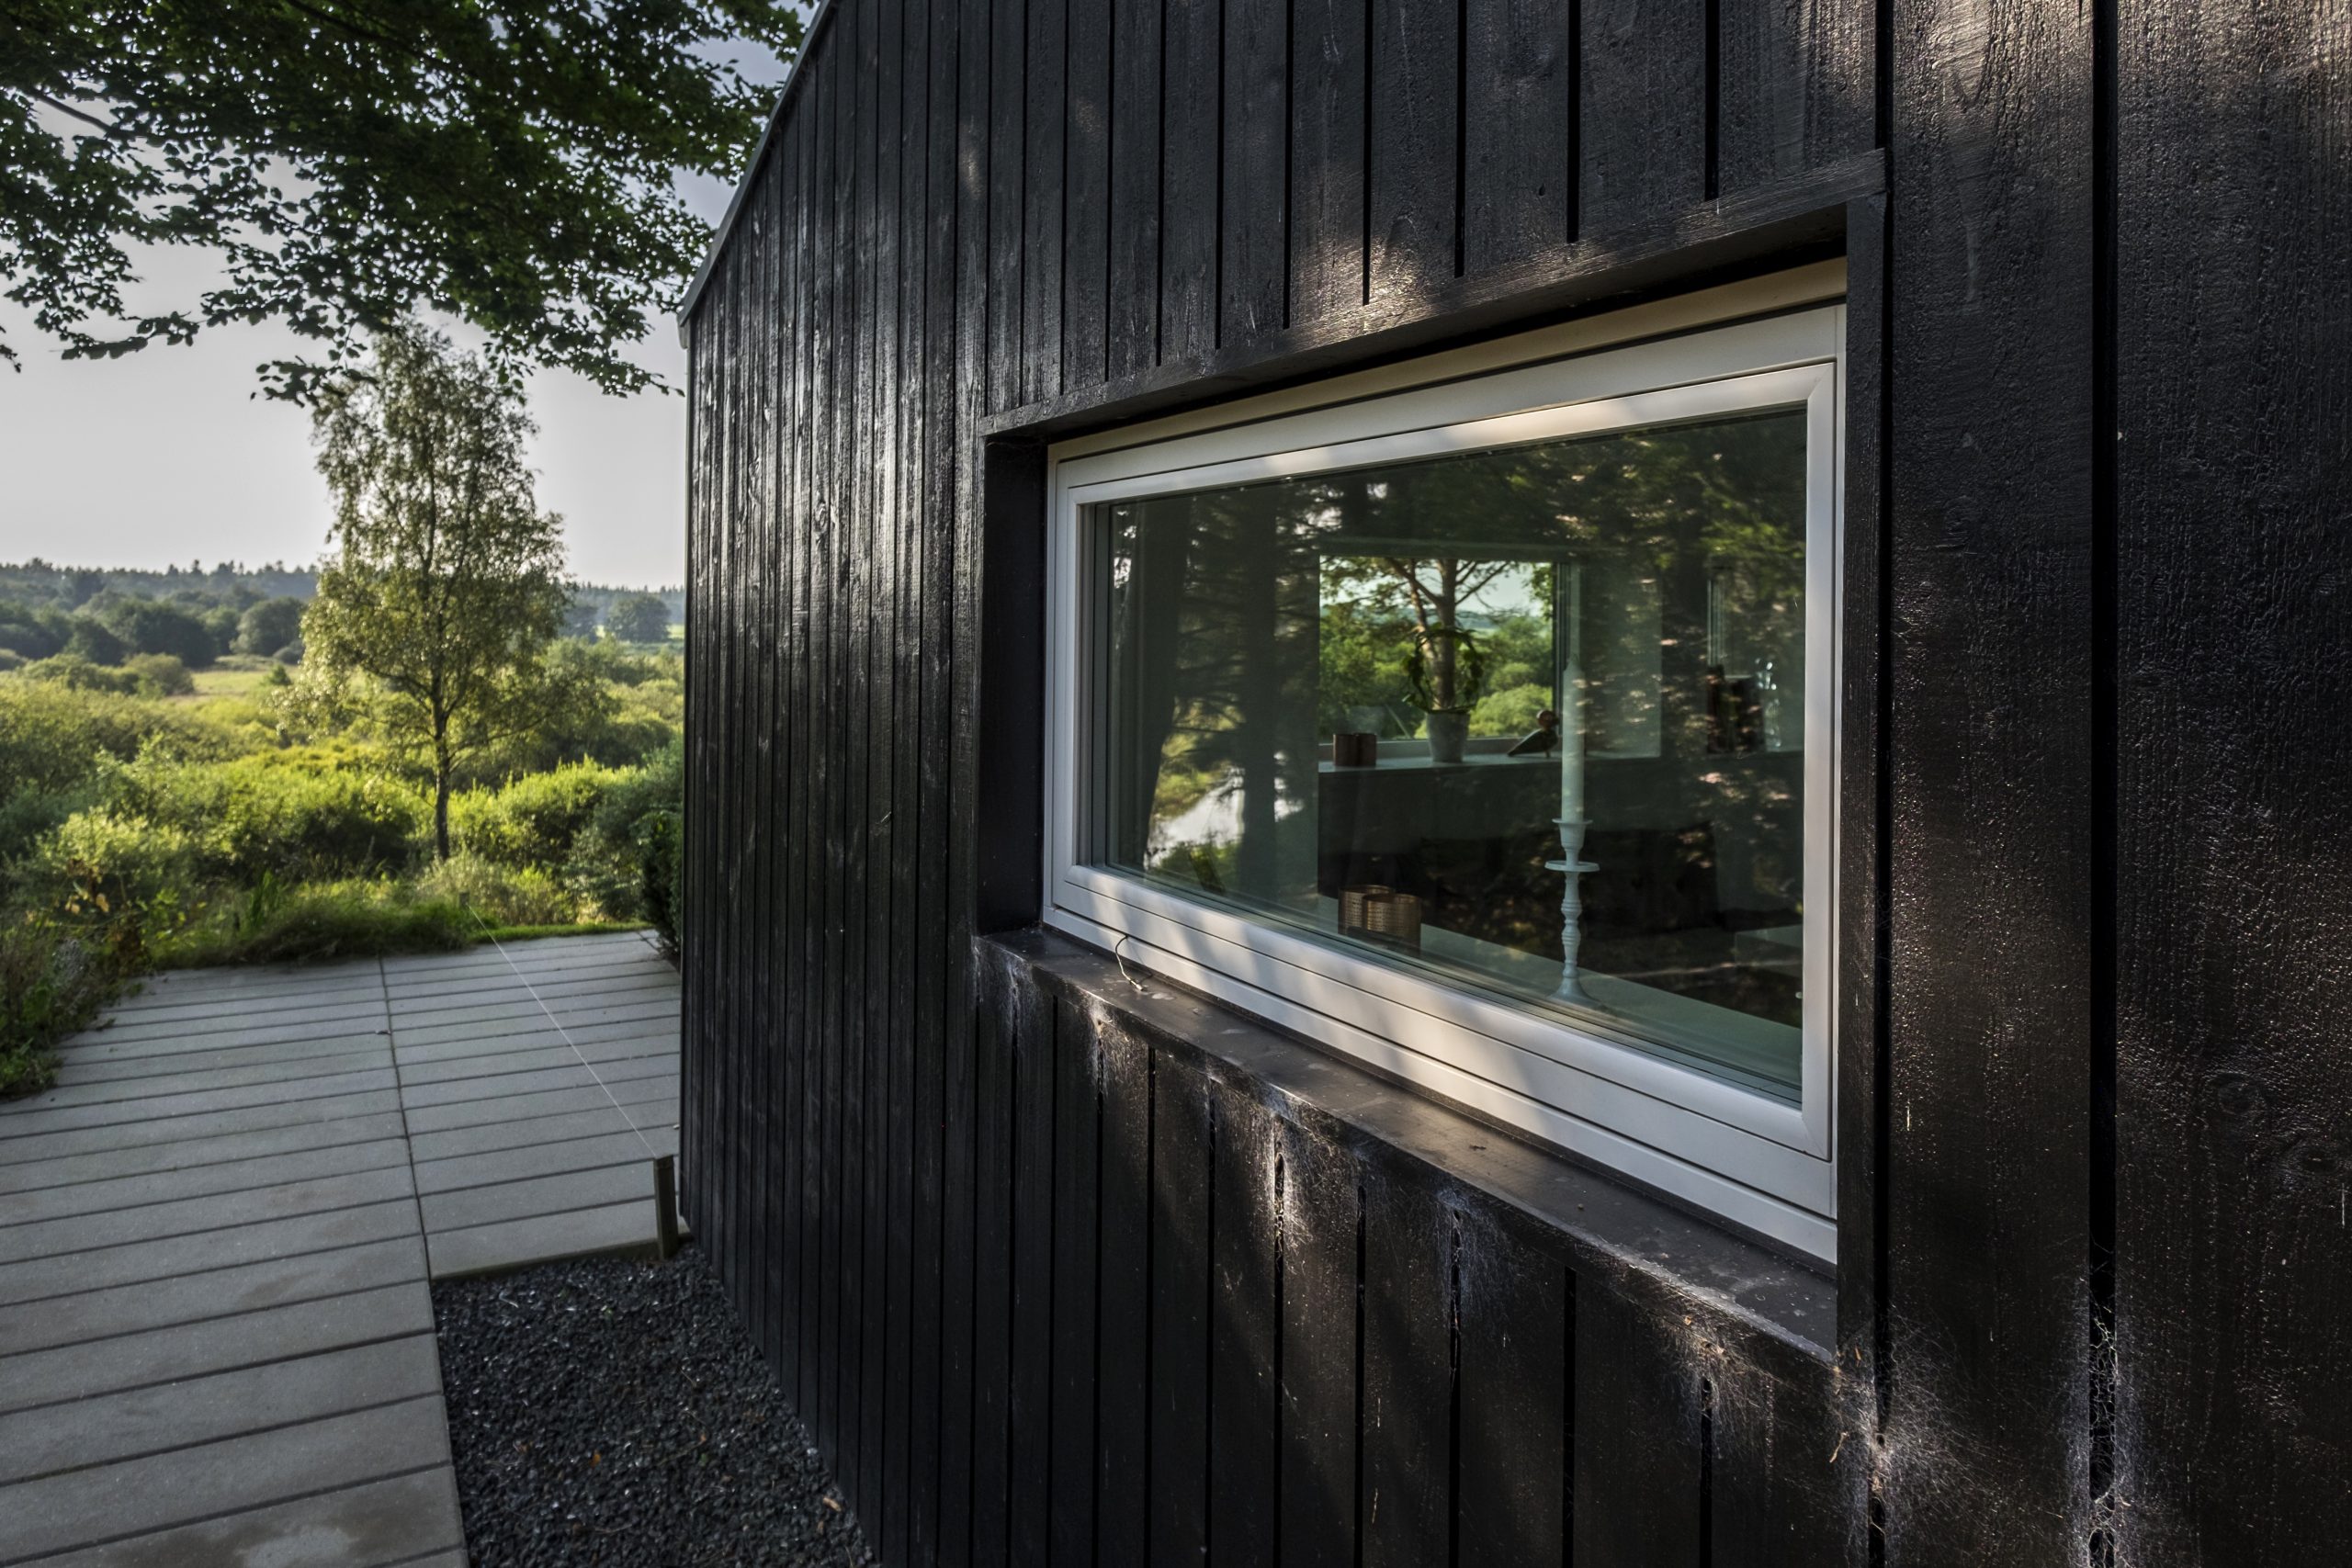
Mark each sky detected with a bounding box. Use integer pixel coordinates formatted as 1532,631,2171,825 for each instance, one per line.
0,135,751,592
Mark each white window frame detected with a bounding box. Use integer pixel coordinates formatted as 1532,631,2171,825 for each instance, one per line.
1042,287,1845,1261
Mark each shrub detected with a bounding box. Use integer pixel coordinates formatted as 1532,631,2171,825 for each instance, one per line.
122,653,195,697
236,596,307,658
99,598,220,667
22,653,143,695
62,616,126,666
0,648,22,672
26,808,198,912
453,761,621,869
0,915,126,1099
415,852,578,927
122,750,429,884
567,739,681,944
0,679,243,799
161,878,474,967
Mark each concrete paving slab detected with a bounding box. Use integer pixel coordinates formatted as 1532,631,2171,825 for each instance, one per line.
14,1049,393,1111
0,1111,409,1198
0,1089,404,1169
0,1166,417,1266
0,1282,435,1416
0,1200,418,1307
0,1335,443,1483
6,1466,466,1568
0,936,681,1565
421,1162,654,1235
0,1068,399,1141
413,1129,670,1196
403,1104,639,1164
52,1035,386,1085
0,1236,423,1356
0,1396,449,1562
397,1074,676,1133
426,1199,660,1279
0,1137,411,1230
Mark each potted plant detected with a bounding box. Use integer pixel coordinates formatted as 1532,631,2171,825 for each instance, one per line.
1403,622,1487,764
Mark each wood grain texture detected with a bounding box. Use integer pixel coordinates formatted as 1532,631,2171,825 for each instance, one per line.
1220,0,1289,342
2111,0,2352,1560
1463,0,1572,271
1883,0,2096,1558
1578,0,1705,235
1366,0,1459,302
665,0,2352,1559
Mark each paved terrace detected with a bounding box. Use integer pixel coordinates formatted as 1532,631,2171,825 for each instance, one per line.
0,930,680,1566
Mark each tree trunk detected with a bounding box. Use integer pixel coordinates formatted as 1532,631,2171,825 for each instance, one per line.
433,727,454,862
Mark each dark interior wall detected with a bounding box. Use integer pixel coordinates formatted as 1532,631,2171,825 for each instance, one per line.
678,0,2352,1560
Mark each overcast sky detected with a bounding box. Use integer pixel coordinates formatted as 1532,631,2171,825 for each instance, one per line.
0,134,752,592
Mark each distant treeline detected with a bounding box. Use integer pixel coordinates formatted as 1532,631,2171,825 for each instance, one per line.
0,559,684,634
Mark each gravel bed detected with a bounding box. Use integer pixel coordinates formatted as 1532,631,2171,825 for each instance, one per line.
434,1247,875,1567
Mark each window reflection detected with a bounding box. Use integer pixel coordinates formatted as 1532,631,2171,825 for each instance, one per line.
1097,410,1810,1098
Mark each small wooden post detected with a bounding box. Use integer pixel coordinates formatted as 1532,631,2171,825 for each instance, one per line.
652,1153,680,1259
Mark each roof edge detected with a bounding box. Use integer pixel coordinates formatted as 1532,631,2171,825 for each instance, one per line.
676,0,840,343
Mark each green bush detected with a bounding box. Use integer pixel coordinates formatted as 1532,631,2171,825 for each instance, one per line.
161,878,474,967
0,648,23,672
122,653,195,697
567,739,681,944
26,808,198,912
415,851,578,927
0,682,243,802
453,761,621,869
22,653,144,695
62,616,125,666
235,597,307,658
130,750,429,884
0,915,126,1098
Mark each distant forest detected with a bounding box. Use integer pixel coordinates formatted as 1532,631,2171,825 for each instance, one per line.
0,558,684,630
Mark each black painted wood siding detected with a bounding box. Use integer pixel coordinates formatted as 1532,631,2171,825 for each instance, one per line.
681,0,2352,1560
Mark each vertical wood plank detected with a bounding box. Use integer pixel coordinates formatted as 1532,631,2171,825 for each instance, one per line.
1709,1358,1865,1568
969,951,1016,1568
1047,996,1101,1567
1276,1122,1359,1568
1578,0,1703,235
1356,1170,1451,1568
1286,0,1365,324
1453,1213,1568,1568
1094,1014,1154,1568
1063,0,1113,389
2112,0,2352,1560
1159,0,1221,361
1883,0,2094,1555
1007,974,1057,1563
1105,0,1162,378
989,0,1028,412
1023,0,1067,405
1207,1082,1281,1568
1463,0,1571,272
1148,1053,1214,1568
1366,0,1458,302
1713,0,1874,197
1573,1283,1702,1568
1220,0,1288,341
937,0,995,1550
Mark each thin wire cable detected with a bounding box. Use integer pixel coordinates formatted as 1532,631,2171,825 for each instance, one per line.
458,906,660,1160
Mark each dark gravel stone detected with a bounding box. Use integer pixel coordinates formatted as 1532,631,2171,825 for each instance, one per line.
433,1247,876,1567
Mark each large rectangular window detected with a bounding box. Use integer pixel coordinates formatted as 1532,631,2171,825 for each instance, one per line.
1047,303,1843,1257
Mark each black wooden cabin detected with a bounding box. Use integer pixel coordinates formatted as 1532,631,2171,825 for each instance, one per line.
677,0,2349,1559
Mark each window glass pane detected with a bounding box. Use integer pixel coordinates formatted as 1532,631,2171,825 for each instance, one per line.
1094,408,1810,1098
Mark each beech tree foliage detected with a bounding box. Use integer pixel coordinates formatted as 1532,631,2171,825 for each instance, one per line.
1,0,801,397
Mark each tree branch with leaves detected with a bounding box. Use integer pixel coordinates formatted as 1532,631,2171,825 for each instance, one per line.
1,0,802,398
